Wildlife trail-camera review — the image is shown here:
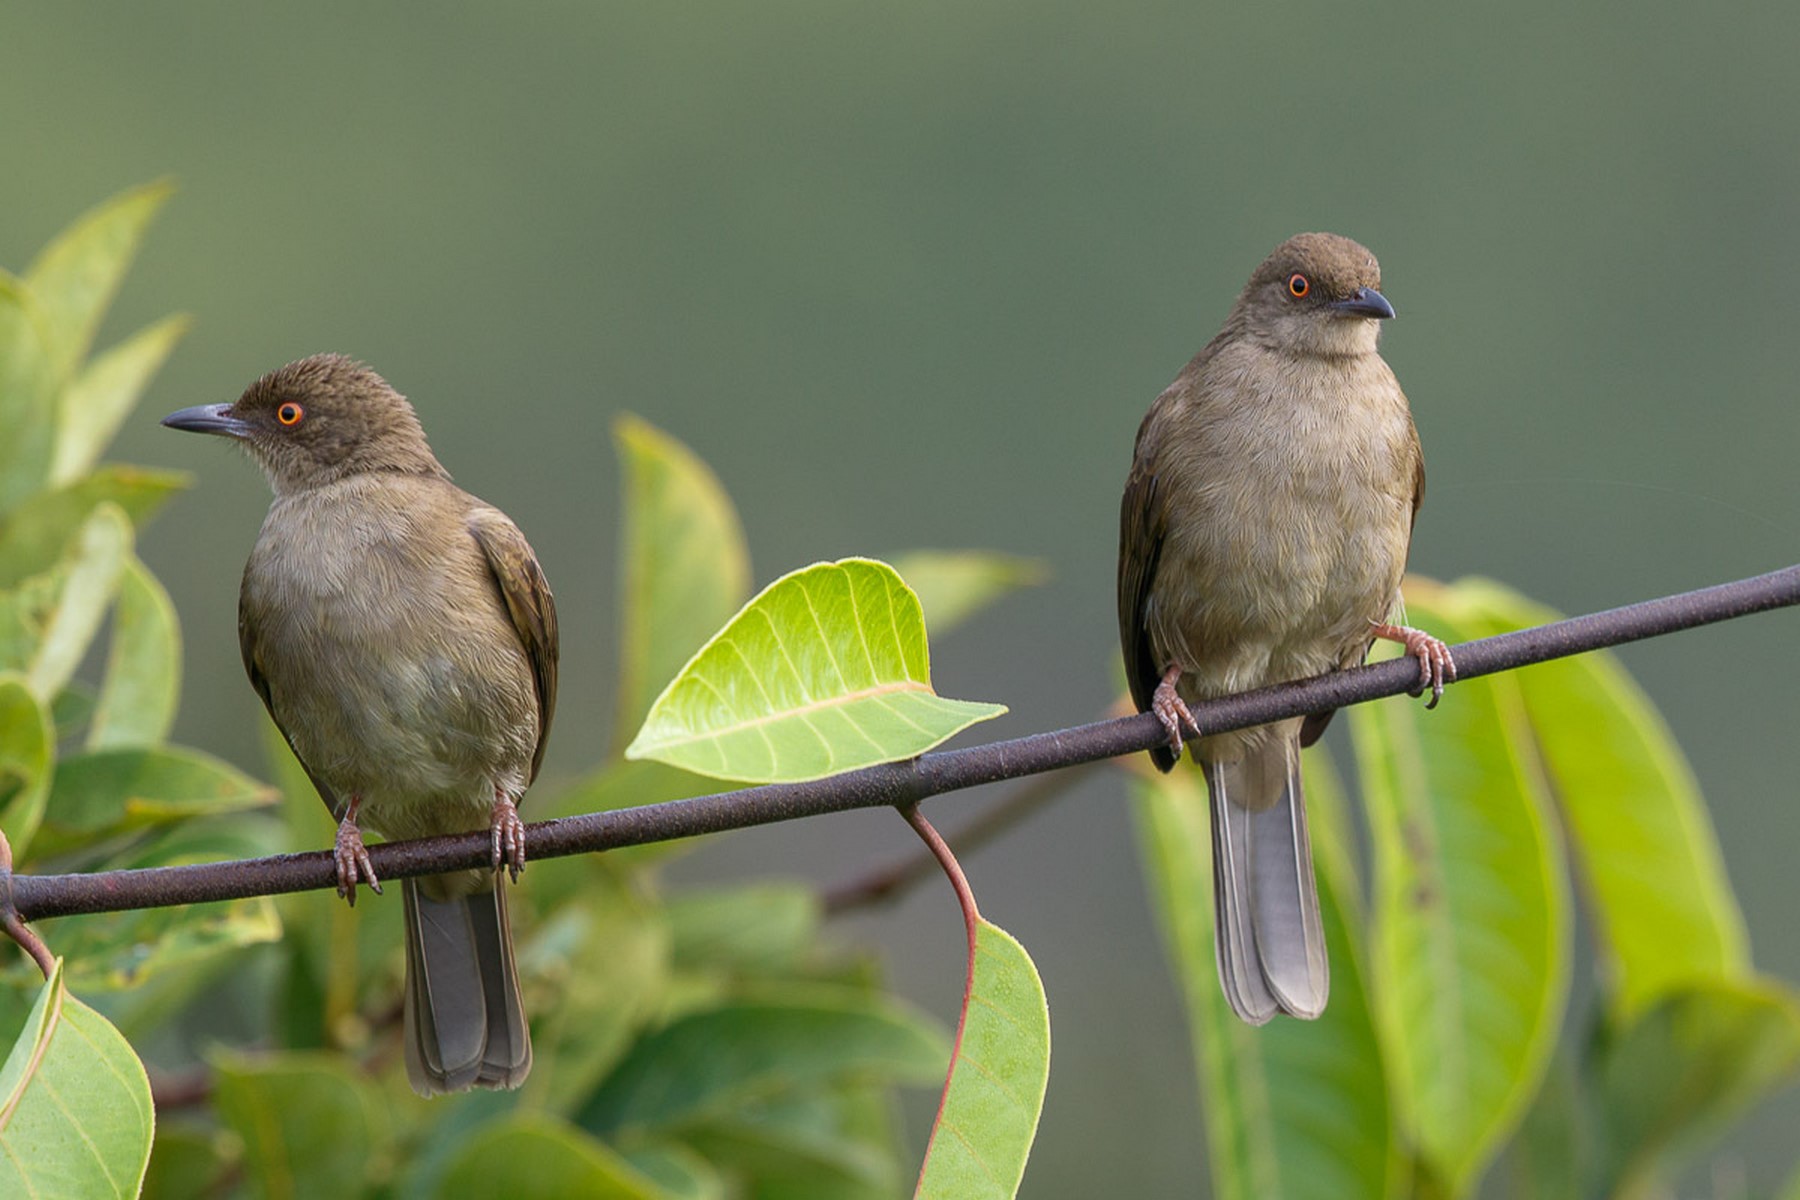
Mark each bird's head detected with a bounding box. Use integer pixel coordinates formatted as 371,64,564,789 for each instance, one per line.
1236,232,1393,359
163,354,447,494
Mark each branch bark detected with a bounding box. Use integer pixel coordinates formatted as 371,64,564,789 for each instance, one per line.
7,563,1797,923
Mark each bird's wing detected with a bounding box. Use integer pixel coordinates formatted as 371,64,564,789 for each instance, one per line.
1408,423,1426,530
238,593,344,820
1118,409,1179,772
467,506,560,783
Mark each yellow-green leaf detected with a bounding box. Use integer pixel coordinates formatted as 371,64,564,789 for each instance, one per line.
1351,580,1571,1196
914,920,1050,1200
1133,763,1398,1200
88,556,180,749
36,745,275,858
52,313,190,486
27,503,132,700
614,414,751,753
1452,577,1748,1019
0,961,154,1199
0,465,188,589
24,179,173,382
626,558,1006,783
0,674,54,857
0,273,57,515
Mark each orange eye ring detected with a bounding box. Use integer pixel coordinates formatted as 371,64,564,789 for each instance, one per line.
277,403,304,426
1287,273,1310,298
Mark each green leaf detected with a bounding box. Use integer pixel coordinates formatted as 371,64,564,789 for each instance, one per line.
1351,581,1571,1196
52,313,190,486
0,674,54,858
211,1051,390,1200
1453,577,1748,1019
1500,1046,1588,1200
0,273,57,515
519,875,672,1115
666,883,821,976
24,816,283,1003
683,1115,896,1199
53,889,282,994
37,744,275,856
581,987,947,1134
618,1143,726,1200
0,961,154,1199
434,1114,675,1200
143,1123,231,1200
49,682,96,741
88,556,180,749
0,464,189,588
888,550,1047,636
626,558,1006,783
24,179,173,382
915,920,1051,1200
1592,977,1800,1197
1133,765,1397,1200
26,502,132,700
614,414,751,753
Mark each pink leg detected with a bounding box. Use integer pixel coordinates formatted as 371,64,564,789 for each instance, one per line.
491,788,527,883
334,794,381,905
1151,664,1201,757
1371,621,1457,708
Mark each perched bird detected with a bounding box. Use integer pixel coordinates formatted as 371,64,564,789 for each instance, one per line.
1118,233,1452,1024
164,354,557,1093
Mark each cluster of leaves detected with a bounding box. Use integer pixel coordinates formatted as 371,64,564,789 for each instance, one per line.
0,186,1052,1199
1134,578,1800,1199
0,181,275,1195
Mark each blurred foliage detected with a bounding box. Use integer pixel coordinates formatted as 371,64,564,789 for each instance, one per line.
10,180,1795,1199
1134,580,1800,1199
0,185,1050,1198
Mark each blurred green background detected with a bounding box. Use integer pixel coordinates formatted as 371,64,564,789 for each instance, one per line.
5,2,1798,1194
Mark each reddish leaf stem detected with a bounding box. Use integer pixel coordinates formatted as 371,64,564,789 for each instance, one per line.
901,802,981,1195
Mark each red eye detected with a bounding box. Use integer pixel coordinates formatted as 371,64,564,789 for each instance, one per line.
277,403,304,426
1287,273,1310,298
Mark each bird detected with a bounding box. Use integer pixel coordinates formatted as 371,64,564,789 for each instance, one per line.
1117,232,1453,1024
163,353,557,1093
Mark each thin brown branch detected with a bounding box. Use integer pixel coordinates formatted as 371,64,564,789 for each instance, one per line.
8,563,1798,923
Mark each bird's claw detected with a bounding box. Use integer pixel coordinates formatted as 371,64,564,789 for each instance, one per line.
1152,665,1200,757
1372,621,1457,708
491,791,527,883
334,815,380,906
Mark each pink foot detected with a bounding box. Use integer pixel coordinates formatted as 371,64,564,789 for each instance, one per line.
1152,664,1200,756
491,789,527,883
1371,621,1457,708
334,795,380,905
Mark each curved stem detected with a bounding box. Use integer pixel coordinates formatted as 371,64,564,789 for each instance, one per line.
0,831,54,980
824,761,1099,915
900,802,979,1192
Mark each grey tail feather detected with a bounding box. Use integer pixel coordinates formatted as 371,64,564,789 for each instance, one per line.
402,878,532,1095
1205,734,1328,1024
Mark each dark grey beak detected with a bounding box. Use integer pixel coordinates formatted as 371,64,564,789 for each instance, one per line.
1330,286,1395,320
162,403,252,438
